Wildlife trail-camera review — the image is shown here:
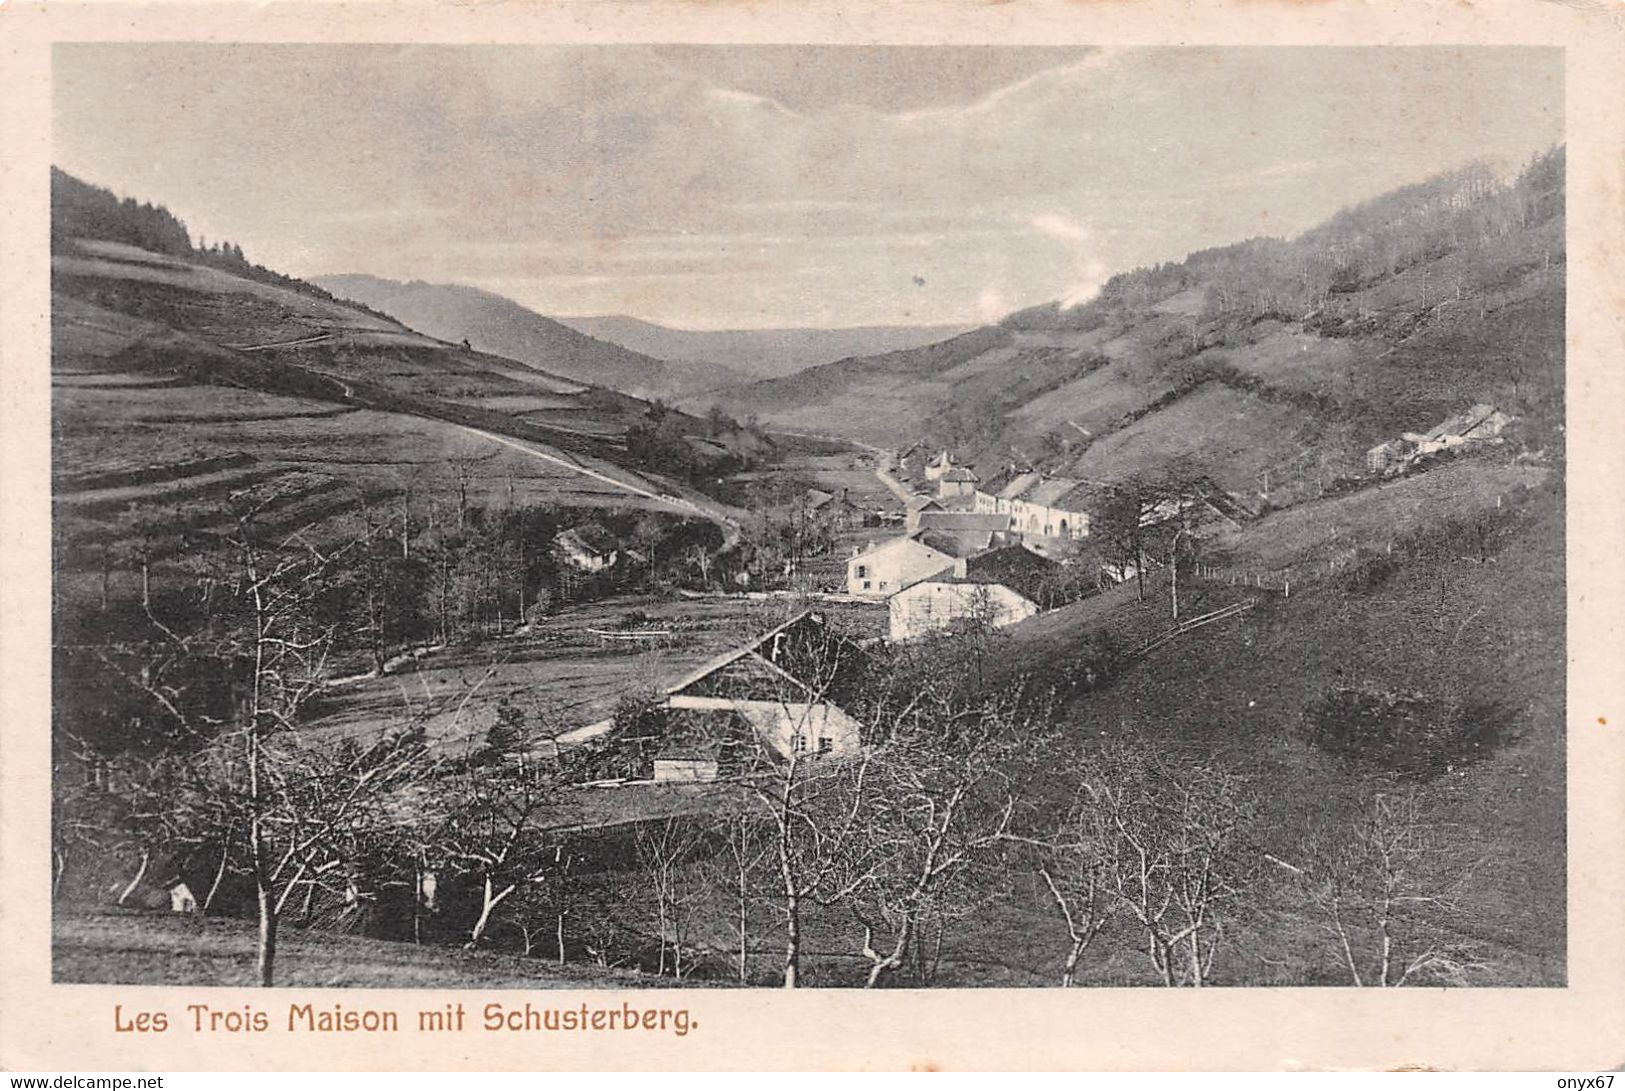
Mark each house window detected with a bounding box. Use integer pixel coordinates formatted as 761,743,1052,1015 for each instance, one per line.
862,580,872,590
792,735,808,753
855,564,868,578
879,581,888,590
818,736,833,754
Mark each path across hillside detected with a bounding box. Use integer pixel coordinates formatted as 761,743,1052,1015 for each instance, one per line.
454,424,744,548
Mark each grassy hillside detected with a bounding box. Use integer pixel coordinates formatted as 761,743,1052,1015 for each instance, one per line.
714,150,1565,505
977,461,1565,985
311,274,684,399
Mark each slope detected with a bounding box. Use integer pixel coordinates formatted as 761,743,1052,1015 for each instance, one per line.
51,171,756,648
988,471,1564,984
312,274,679,399
712,150,1566,506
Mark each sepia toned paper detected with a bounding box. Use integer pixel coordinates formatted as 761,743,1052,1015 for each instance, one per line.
2,0,1623,1072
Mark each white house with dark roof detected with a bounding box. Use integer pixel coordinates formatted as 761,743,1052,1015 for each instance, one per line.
659,611,866,760
845,535,962,597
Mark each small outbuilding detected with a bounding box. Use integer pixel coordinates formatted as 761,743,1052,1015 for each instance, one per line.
652,746,721,783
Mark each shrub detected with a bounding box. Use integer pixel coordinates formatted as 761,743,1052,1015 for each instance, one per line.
1338,550,1398,593
1300,685,1512,776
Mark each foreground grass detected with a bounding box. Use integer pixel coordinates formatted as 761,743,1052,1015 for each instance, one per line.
53,905,662,989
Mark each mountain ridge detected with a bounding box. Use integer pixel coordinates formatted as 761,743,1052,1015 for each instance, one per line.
555,313,977,379
707,149,1566,506
310,273,677,399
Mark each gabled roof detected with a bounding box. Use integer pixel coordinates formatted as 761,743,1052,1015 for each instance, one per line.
853,534,957,565
963,542,1060,600
556,526,614,555
663,610,820,696
662,610,869,709
913,511,1014,533
913,528,995,557
906,495,943,513
929,449,955,466
892,578,1039,611
804,488,836,510
940,467,979,483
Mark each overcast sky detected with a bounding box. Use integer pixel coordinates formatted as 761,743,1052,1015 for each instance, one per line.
54,45,1561,330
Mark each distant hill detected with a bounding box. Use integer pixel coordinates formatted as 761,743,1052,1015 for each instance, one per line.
311,274,690,399
558,314,976,383
712,149,1566,505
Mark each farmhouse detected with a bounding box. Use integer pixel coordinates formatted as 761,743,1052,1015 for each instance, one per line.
1369,403,1515,475
659,611,866,760
1403,403,1514,457
903,495,945,531
553,527,618,573
913,527,1003,560
845,534,961,597
887,580,1041,642
803,487,879,531
895,442,929,481
972,475,1091,540
936,465,979,502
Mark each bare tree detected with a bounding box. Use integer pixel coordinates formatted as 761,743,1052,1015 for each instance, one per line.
1085,743,1256,987
106,511,433,987
752,741,880,988
633,816,710,978
709,807,771,984
1299,786,1485,986
438,752,563,949
843,697,1032,988
1029,780,1115,987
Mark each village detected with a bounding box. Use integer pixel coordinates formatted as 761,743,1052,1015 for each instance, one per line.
343,396,1521,792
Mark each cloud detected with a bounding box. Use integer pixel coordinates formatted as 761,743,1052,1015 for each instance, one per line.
53,44,1565,328
1031,214,1112,308
976,285,1011,324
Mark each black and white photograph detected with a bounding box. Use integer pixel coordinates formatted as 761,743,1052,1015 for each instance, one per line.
44,42,1568,994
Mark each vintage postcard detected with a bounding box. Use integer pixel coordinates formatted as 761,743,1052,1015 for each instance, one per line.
1,0,1622,1073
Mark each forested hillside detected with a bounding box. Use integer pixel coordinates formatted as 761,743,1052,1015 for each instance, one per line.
717,149,1564,502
